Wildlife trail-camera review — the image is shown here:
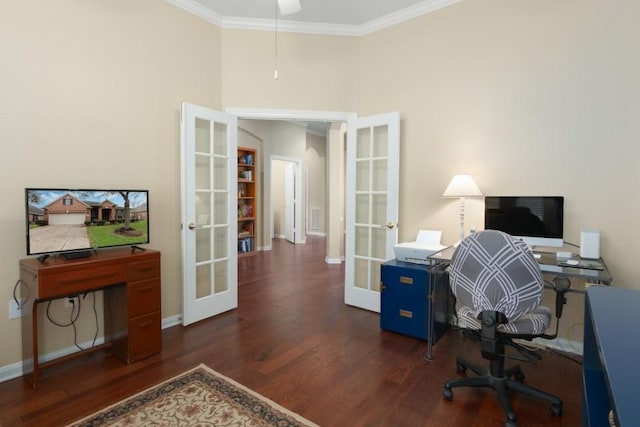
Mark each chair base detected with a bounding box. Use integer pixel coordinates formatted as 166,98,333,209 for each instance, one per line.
443,357,563,427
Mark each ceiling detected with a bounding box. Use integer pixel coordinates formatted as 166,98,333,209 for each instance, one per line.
170,0,461,36
167,0,461,133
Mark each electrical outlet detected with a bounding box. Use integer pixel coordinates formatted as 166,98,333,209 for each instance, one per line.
9,299,26,319
65,296,79,308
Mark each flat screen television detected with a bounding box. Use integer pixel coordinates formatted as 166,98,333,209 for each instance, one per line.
484,196,564,248
25,188,149,259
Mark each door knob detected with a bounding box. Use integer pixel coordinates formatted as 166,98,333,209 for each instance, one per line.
188,223,197,230
383,221,395,229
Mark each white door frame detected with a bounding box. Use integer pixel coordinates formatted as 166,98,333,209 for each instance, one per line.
270,156,302,243
226,108,357,249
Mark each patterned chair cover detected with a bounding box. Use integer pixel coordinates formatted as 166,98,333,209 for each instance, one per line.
449,230,551,335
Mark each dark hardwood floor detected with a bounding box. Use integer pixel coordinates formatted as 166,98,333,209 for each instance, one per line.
0,237,583,426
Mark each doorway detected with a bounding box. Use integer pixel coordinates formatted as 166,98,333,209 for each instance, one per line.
270,157,300,244
229,107,355,262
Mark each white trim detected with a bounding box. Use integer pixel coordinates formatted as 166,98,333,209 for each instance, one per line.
162,314,182,329
326,257,344,264
166,0,462,36
220,17,361,37
532,337,584,356
358,0,462,36
227,107,356,123
271,155,304,244
165,0,223,26
0,316,184,384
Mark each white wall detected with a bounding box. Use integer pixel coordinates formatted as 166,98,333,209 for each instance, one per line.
305,132,327,235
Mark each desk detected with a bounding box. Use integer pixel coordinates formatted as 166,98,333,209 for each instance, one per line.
19,248,161,388
424,246,612,360
429,246,613,291
582,287,640,426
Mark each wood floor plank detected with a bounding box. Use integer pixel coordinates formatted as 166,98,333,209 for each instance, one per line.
0,237,582,426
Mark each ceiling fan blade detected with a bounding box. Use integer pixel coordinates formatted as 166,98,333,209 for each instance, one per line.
277,0,301,15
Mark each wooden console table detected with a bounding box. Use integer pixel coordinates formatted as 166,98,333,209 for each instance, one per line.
19,248,161,388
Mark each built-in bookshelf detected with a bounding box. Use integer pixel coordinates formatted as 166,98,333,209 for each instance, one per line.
238,147,257,257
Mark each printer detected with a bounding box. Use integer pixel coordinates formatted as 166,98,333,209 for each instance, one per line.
393,229,447,265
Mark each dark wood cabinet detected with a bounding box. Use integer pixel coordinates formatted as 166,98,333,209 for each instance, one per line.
19,248,161,388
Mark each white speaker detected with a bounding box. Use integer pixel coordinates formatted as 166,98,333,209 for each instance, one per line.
580,228,600,259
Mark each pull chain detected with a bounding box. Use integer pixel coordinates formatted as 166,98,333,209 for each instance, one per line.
274,0,279,80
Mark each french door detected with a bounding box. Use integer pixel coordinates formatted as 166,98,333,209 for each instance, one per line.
180,103,238,325
344,112,400,312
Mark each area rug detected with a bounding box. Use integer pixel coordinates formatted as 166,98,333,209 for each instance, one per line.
67,363,318,426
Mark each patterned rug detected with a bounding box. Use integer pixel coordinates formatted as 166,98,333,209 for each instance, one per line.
67,364,318,426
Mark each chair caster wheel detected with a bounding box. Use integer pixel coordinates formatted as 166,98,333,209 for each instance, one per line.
514,371,525,382
550,402,563,417
443,387,453,401
456,363,467,375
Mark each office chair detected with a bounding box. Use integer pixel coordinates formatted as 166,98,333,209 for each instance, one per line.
442,230,566,427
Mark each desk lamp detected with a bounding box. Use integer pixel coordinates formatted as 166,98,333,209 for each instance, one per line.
443,174,483,245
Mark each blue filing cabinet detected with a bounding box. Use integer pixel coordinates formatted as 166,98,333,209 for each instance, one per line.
380,260,452,342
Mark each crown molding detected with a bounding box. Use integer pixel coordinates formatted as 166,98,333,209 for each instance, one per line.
220,16,361,37
166,0,463,36
165,0,223,26
357,0,462,36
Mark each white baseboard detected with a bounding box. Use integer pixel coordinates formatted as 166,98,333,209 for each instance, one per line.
532,337,583,356
307,231,327,237
325,257,343,264
0,315,184,384
453,318,584,356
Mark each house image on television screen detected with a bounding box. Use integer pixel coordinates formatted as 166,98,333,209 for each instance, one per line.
26,189,149,255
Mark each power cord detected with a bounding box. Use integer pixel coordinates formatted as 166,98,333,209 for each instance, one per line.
45,293,100,352
90,292,99,348
46,297,83,351
13,279,29,309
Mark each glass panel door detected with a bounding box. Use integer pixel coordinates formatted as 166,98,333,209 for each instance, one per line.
181,103,238,325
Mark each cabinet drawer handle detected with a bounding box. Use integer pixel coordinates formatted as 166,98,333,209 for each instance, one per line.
399,309,413,318
399,276,413,285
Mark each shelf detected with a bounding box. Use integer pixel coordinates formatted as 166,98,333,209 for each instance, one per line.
237,146,257,257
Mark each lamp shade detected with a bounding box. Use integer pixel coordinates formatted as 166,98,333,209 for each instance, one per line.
442,174,483,198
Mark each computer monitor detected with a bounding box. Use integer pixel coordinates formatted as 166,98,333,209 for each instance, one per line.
484,196,564,248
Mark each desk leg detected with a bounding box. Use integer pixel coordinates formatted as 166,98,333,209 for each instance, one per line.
424,272,435,361
22,299,39,388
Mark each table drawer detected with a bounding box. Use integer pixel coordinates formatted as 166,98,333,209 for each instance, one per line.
128,278,161,318
40,264,126,298
128,311,161,361
128,259,160,281
381,294,428,340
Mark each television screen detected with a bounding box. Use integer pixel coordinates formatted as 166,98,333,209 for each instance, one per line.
484,196,564,248
25,188,149,257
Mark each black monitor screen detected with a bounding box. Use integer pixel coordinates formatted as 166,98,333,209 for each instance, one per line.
484,196,564,247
